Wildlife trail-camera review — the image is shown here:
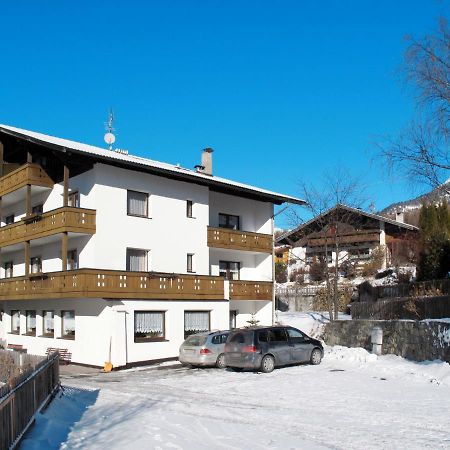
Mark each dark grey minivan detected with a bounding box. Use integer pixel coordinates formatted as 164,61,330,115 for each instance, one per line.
224,326,323,373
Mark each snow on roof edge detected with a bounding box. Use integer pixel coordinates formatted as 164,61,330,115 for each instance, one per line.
0,124,305,206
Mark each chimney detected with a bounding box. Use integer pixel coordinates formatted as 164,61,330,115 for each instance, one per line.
201,148,213,176
395,211,404,223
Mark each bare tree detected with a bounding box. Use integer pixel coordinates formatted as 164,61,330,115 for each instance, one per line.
379,18,450,193
284,169,370,320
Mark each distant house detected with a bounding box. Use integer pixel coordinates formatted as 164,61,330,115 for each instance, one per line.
276,204,419,275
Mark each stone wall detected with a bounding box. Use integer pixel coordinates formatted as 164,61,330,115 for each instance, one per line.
323,319,450,363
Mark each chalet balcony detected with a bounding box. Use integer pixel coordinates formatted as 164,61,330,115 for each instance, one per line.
207,227,273,253
307,231,380,248
0,163,54,200
0,207,96,248
229,280,273,301
0,269,225,301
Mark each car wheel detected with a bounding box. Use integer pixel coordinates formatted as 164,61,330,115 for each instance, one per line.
310,348,322,365
261,355,275,373
216,353,226,369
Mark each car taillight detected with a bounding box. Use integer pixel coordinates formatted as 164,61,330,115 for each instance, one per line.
200,348,212,354
242,345,257,353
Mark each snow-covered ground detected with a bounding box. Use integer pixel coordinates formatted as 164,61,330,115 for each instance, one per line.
21,312,450,450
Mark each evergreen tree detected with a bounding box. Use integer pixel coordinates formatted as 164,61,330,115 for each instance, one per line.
418,202,450,280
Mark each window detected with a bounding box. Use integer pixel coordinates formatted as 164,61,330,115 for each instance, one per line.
61,310,75,338
229,310,237,329
30,257,42,274
287,328,308,344
26,310,36,336
67,249,78,270
219,261,240,280
32,204,43,215
4,261,13,278
219,213,239,230
258,330,270,343
134,311,165,342
126,248,148,271
5,214,14,225
127,190,148,217
43,311,54,337
68,191,80,208
187,253,194,273
269,328,288,343
11,310,20,334
186,200,193,218
212,333,229,345
184,311,210,338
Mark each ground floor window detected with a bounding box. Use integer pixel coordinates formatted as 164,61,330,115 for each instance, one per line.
61,310,75,339
184,311,210,338
26,310,36,336
134,311,165,342
11,310,20,334
43,310,55,337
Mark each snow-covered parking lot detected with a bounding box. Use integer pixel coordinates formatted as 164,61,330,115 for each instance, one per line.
22,345,450,450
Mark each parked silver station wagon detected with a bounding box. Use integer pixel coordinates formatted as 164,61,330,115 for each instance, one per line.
224,326,323,373
179,330,230,368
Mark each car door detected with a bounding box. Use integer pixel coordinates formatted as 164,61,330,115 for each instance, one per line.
287,327,311,363
268,328,291,365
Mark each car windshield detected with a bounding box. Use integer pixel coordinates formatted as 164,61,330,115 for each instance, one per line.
184,335,207,346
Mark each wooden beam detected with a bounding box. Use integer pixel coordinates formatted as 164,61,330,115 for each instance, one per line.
27,151,32,163
61,232,68,271
25,184,31,215
24,241,30,276
63,164,69,207
0,141,4,163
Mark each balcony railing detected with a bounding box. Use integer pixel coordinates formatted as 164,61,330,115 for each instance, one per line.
0,207,96,248
229,280,273,301
0,163,54,197
207,227,273,253
0,269,225,301
307,231,380,247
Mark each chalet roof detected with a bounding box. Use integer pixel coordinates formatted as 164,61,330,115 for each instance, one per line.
277,203,419,245
0,124,305,206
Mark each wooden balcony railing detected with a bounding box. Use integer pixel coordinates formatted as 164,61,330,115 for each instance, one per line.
207,227,273,253
0,207,96,248
307,231,380,247
229,280,273,301
0,269,225,301
0,163,54,197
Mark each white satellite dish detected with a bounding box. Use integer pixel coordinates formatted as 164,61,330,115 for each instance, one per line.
104,132,116,146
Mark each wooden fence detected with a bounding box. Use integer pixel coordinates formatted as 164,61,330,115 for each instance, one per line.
0,351,60,450
351,295,450,320
359,279,450,302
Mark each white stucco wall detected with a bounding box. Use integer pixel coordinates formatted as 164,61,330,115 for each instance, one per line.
1,298,230,367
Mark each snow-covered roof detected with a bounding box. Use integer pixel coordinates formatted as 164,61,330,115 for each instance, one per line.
277,203,419,244
0,124,305,206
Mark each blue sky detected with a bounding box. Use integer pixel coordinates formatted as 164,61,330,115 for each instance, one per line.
1,1,447,228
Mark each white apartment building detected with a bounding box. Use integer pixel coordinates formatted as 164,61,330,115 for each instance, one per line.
0,124,303,368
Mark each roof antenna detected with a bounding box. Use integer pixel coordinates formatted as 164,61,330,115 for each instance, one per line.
104,108,116,150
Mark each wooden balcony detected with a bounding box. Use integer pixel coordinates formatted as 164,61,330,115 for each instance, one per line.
307,231,380,248
0,207,96,248
229,280,273,301
207,227,273,253
0,163,54,198
0,269,225,301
